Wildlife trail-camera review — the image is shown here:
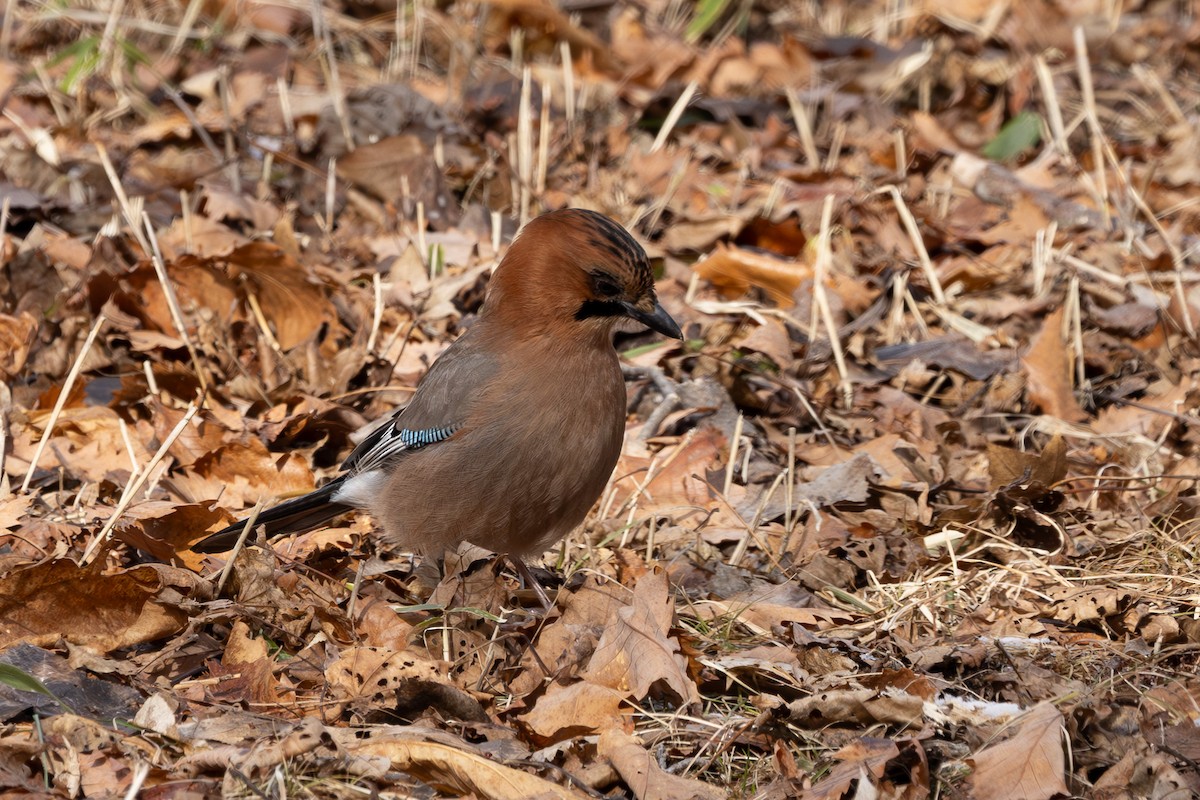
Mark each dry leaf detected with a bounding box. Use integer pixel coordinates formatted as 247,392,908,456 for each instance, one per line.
1022,307,1087,422
967,702,1068,800
583,568,699,705
598,729,724,800
0,560,190,653
693,241,811,306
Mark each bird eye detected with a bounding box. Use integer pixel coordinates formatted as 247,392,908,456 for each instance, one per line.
592,273,622,298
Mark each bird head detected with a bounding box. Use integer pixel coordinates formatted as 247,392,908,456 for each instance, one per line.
484,209,683,342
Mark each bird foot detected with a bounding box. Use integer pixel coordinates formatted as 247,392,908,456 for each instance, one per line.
509,557,558,613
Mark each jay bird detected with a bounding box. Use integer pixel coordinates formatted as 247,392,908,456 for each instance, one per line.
195,209,682,596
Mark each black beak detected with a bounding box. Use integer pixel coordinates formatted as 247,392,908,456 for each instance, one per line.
623,300,683,340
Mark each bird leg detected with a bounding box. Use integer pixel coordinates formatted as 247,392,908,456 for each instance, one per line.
509,556,556,612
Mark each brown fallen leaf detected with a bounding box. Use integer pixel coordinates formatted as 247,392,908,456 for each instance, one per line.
740,452,882,522
693,241,811,306
169,436,317,511
597,729,724,800
1046,586,1135,625
1022,307,1087,422
987,433,1068,489
967,702,1068,800
326,646,443,706
207,620,289,707
337,135,452,215
223,242,331,350
803,736,901,800
0,560,191,653
352,737,590,800
582,567,699,706
519,680,630,744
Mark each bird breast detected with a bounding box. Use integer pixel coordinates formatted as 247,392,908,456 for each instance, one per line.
373,343,626,557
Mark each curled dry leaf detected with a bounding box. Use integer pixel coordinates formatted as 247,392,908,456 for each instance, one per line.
351,737,590,800
786,686,925,728
0,311,36,379
693,241,811,307
597,729,725,800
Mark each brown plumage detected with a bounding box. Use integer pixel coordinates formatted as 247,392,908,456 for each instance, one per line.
195,209,682,566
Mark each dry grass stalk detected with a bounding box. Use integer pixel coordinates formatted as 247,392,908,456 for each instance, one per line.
645,153,689,231
1066,275,1086,388
313,0,353,152
20,315,106,493
1073,26,1110,228
217,67,241,193
0,0,14,57
823,121,846,172
1103,144,1196,337
246,291,282,352
650,80,698,154
893,129,907,180
787,87,816,169
1055,250,1125,287
884,270,907,344
812,194,852,407
880,185,946,305
1131,63,1187,126
141,211,210,392
762,177,784,218
536,81,551,199
97,0,126,78
729,470,785,567
723,413,744,497
417,201,428,268
276,77,295,137
96,145,209,390
1032,221,1058,295
142,361,158,395
366,273,384,354
560,41,575,125
1034,55,1069,157
168,0,205,56
82,401,201,565
215,499,265,594
178,189,194,253
517,67,534,225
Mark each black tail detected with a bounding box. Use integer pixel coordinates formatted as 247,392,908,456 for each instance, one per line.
194,478,352,552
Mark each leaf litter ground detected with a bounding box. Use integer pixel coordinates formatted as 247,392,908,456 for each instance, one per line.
2,2,1200,798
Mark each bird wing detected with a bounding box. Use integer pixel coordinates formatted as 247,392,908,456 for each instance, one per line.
341,330,499,475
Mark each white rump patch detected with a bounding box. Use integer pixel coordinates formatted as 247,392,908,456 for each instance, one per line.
333,471,388,509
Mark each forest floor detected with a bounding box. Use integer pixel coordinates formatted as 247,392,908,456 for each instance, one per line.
2,1,1200,798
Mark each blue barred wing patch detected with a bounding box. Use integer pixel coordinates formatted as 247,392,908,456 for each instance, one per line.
345,421,460,474
398,425,458,448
